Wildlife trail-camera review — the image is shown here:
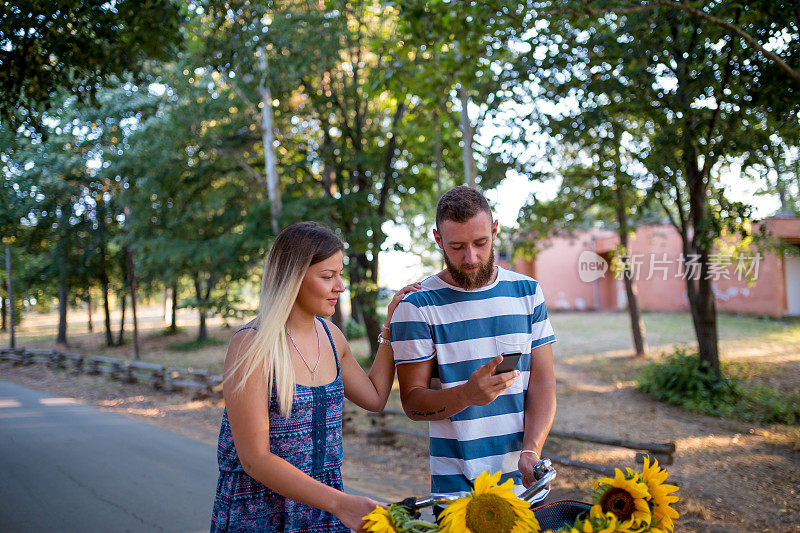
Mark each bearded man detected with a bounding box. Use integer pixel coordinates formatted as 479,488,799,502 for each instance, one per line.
389,185,556,509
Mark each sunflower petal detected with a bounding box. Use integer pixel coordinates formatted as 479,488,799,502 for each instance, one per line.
473,470,503,493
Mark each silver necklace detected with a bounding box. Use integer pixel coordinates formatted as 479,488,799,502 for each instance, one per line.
286,324,321,375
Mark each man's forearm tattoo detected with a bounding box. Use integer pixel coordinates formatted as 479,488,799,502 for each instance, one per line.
411,406,446,417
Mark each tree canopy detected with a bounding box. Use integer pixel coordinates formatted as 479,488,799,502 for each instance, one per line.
0,0,183,127
2,0,797,367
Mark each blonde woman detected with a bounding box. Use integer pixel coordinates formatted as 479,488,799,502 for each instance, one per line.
210,222,419,533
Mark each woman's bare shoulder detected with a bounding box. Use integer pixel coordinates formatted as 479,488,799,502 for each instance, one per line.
318,317,350,349
227,321,258,354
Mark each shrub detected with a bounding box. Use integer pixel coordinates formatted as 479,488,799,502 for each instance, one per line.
637,347,799,425
344,319,366,339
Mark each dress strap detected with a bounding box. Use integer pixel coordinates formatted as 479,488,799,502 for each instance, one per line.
235,321,338,365
316,317,340,366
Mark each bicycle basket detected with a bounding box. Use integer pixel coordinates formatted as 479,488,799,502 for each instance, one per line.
532,499,592,530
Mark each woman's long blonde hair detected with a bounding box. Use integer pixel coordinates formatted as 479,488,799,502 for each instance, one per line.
225,222,344,417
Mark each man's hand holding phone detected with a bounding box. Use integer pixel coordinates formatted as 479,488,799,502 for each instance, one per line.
493,352,522,375
463,355,520,406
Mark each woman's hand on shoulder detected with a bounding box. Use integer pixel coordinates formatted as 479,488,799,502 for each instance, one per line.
386,282,422,322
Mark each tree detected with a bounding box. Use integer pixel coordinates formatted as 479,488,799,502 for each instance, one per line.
3,82,159,346
550,0,800,87
0,0,183,127
517,112,650,356
744,120,800,216
0,126,28,341
512,2,800,375
196,0,457,352
117,63,263,342
10,113,91,345
396,0,529,188
756,139,800,216
198,1,286,234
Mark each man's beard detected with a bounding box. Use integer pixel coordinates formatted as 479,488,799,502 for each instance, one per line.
443,244,495,290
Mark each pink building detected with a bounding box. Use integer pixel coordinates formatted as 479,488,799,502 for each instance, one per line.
502,216,800,317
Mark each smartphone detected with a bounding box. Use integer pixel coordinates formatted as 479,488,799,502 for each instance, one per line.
493,352,522,375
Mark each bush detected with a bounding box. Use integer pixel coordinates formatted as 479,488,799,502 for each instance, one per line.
344,319,366,340
735,383,800,425
637,347,799,425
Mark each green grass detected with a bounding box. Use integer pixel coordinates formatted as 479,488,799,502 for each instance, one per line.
548,311,800,357
168,337,226,352
149,326,187,337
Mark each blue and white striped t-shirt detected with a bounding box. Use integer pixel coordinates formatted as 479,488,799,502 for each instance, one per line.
390,266,555,497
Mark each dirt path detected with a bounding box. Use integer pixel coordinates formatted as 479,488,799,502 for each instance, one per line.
554,353,800,532
3,355,797,532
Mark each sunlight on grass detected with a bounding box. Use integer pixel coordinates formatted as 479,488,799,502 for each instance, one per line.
168,337,226,352
149,326,186,337
549,311,800,358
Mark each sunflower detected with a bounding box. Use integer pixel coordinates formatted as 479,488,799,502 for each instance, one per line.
362,504,439,533
592,469,652,530
439,471,540,533
363,506,397,533
638,457,679,532
562,505,623,533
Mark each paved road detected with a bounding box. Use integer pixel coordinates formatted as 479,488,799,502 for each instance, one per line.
0,380,382,532
0,379,219,532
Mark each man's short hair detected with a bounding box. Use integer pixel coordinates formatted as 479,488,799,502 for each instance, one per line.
435,185,493,228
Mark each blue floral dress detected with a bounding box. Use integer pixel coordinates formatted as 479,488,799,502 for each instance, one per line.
210,319,349,532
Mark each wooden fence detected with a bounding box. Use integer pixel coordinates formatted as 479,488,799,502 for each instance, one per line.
0,347,222,399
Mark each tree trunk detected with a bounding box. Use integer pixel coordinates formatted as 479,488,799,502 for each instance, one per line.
434,109,443,198
163,287,170,325
5,245,14,348
362,296,380,356
57,284,68,345
621,272,647,356
170,280,178,333
433,46,444,198
672,215,722,377
349,252,381,357
117,292,126,346
194,275,208,342
100,269,113,347
125,246,140,360
348,264,364,331
365,259,382,357
198,311,207,342
614,186,647,357
685,153,721,375
97,210,114,346
86,289,93,332
56,207,69,345
693,252,720,375
1,289,5,332
331,302,343,330
458,84,477,187
258,46,282,234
